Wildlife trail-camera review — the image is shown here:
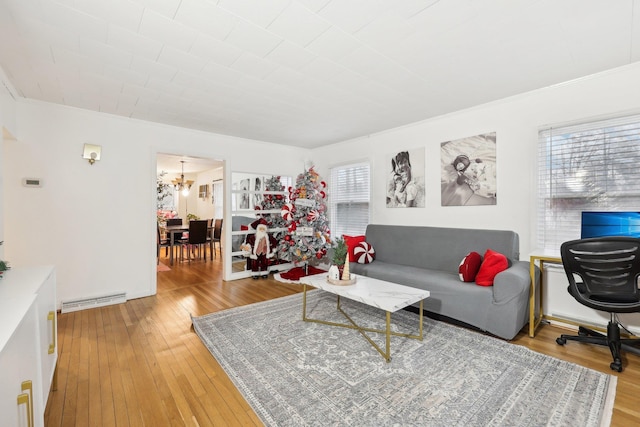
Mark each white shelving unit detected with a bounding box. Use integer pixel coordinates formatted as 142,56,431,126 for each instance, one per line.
228,173,293,280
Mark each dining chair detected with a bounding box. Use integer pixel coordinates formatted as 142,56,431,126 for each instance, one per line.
181,220,209,263
205,219,214,259
166,218,182,226
210,219,223,259
157,225,172,264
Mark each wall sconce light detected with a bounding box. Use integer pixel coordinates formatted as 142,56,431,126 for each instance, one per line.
82,143,102,165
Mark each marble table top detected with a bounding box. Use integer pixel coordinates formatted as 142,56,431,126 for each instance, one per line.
298,273,430,313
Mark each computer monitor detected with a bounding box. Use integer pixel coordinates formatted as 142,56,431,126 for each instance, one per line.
581,211,640,239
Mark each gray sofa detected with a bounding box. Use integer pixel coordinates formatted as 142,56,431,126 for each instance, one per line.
350,224,532,340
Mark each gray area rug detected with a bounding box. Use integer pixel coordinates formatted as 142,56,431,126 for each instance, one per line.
192,291,616,427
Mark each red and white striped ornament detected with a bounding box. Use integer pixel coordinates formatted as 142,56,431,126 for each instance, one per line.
307,209,320,222
354,241,376,264
281,203,294,221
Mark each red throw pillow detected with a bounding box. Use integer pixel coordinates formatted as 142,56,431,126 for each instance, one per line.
343,235,366,262
354,241,376,264
458,251,482,282
475,249,508,286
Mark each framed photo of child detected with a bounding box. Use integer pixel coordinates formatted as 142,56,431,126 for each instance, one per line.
386,148,425,208
440,132,497,206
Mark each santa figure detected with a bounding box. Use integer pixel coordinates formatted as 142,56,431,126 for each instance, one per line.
241,218,278,279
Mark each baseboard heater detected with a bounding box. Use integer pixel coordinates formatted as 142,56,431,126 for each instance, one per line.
61,292,127,313
546,312,640,336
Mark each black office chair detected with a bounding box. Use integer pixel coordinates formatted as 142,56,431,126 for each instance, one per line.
556,237,640,372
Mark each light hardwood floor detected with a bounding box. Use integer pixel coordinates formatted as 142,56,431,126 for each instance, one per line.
44,250,640,426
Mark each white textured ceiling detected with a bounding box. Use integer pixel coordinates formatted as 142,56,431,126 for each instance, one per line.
1,0,639,148
157,153,221,175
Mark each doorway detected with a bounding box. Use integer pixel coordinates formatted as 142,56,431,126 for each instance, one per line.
155,153,224,283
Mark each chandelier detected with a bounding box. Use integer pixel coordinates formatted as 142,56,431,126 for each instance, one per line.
172,161,194,196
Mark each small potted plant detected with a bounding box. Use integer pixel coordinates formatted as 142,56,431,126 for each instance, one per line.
331,237,348,277
187,213,200,222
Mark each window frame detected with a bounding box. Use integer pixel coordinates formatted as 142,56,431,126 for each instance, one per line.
329,160,371,238
536,112,640,251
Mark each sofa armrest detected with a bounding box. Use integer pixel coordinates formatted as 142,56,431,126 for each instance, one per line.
492,260,531,303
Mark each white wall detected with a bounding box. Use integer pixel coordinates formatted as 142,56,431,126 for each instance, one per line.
195,167,223,221
311,62,640,332
0,76,17,260
3,99,306,307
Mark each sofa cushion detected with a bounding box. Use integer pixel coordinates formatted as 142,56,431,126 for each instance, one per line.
459,251,482,282
476,249,508,286
344,235,366,262
354,241,376,264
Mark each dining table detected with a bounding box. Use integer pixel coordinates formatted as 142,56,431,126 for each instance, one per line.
164,224,213,265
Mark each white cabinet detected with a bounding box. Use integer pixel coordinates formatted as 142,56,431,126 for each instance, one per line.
0,296,43,427
0,266,57,427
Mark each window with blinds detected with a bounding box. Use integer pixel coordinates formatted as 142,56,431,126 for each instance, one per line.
329,162,370,237
537,113,640,251
212,181,223,218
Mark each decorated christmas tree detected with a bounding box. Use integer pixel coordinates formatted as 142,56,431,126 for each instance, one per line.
277,167,332,264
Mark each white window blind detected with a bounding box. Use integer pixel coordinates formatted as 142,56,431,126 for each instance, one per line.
329,162,370,237
537,113,640,251
212,181,223,219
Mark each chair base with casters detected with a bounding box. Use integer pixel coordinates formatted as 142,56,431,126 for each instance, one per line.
556,236,640,372
556,314,640,372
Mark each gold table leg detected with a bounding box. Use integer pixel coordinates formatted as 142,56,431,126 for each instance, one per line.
529,256,558,337
385,311,391,362
302,288,424,363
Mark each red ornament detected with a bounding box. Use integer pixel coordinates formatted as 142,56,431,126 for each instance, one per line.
289,240,295,246
276,194,283,200
284,235,291,241
320,191,326,198
316,251,323,259
321,181,327,188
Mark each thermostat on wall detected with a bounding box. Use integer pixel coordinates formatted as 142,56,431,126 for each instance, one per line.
22,178,42,187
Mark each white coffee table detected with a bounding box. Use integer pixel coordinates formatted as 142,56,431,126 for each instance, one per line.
298,273,430,362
